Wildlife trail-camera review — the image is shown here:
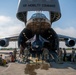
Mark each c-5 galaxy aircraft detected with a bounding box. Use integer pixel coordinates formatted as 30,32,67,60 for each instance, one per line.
0,0,76,61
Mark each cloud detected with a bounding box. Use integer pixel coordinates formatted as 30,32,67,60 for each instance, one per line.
0,15,76,39
0,16,11,24
54,27,76,38
0,15,25,37
54,27,76,48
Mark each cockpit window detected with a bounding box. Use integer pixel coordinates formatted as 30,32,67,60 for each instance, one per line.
31,13,47,19
27,11,50,20
32,14,36,18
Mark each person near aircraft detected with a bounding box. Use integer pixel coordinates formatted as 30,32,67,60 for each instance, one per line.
24,47,30,62
63,48,67,61
0,55,3,65
19,44,25,58
42,47,49,61
0,54,7,66
71,48,76,63
58,48,63,64
13,48,17,61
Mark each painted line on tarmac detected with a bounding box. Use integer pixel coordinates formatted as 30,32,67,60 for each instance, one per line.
1,63,12,73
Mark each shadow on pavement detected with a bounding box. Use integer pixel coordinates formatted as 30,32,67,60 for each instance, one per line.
50,62,76,70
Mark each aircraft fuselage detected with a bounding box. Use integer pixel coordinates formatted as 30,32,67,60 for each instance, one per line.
18,13,59,59
26,13,51,34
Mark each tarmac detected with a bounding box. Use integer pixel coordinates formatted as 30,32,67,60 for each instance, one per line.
0,62,76,75
0,50,76,75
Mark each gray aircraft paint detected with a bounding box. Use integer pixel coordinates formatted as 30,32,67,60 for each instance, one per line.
16,0,61,22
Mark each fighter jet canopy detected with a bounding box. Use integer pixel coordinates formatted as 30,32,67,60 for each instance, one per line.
16,0,61,23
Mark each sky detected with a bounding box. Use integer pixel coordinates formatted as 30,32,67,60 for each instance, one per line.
0,0,76,48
